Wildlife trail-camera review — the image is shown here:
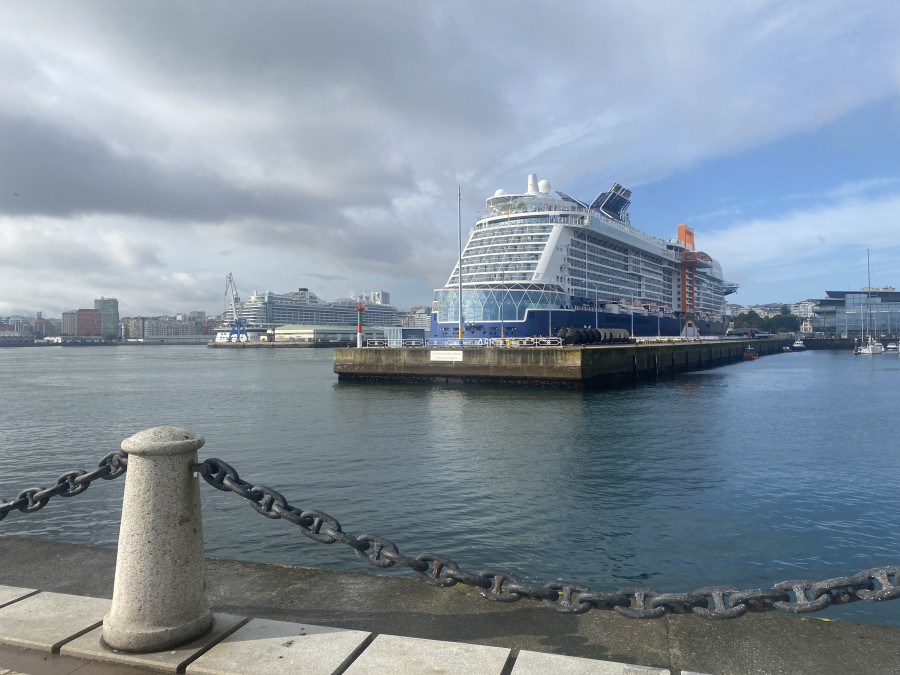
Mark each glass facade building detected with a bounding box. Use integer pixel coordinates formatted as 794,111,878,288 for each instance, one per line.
94,297,119,338
812,290,900,337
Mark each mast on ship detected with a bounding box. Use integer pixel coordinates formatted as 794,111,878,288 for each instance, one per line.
457,186,463,340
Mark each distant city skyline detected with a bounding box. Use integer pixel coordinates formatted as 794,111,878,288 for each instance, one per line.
1,293,848,323
0,288,410,322
1,2,899,317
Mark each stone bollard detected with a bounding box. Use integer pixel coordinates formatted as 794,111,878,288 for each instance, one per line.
102,427,213,652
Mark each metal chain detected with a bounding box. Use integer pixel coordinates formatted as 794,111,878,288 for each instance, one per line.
193,457,900,619
0,452,128,522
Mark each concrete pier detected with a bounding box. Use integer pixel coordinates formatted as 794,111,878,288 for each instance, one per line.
334,339,788,388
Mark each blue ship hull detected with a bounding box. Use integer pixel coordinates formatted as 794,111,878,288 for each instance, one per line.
430,308,725,340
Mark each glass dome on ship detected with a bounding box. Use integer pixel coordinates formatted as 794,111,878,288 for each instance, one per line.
431,174,734,340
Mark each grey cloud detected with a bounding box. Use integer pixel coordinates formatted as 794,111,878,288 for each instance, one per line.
0,111,374,223
1,0,899,314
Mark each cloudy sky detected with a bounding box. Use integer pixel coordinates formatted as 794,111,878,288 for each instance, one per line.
2,1,899,318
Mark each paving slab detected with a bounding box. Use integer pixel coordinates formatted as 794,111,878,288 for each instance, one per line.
0,643,152,675
343,633,511,675
0,592,109,652
61,613,244,673
0,587,36,608
513,649,670,674
186,617,371,675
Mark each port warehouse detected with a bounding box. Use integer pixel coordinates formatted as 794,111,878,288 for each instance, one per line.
333,337,792,389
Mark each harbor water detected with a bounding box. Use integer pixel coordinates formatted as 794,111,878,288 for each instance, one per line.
2,345,899,625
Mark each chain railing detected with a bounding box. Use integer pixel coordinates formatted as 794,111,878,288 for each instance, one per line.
0,451,127,521
191,457,900,620
4,450,899,621
366,339,426,347
425,337,563,347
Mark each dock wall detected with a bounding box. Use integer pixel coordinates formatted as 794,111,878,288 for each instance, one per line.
334,339,788,388
2,536,898,675
802,338,856,350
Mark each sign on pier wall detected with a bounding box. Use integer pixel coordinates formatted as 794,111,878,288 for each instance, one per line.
430,350,464,362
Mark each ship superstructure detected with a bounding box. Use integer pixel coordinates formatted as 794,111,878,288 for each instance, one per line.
431,174,734,339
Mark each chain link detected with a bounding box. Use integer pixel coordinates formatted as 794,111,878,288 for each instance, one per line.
192,456,900,620
0,452,128,521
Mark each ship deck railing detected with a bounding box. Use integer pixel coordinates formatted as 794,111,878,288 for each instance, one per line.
366,337,564,348
479,202,670,250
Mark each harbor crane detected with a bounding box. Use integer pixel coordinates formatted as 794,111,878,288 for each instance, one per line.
225,273,248,342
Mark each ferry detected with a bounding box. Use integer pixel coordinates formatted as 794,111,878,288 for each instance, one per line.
431,174,735,340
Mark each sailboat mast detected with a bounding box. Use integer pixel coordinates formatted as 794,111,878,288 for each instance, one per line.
867,248,872,340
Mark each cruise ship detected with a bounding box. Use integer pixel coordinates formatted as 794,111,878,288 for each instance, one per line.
431,174,735,340
222,288,403,330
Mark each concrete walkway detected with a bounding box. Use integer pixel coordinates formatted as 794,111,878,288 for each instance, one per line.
0,585,688,674
2,537,898,674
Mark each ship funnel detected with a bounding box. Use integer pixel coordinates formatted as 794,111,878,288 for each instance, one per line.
527,173,538,194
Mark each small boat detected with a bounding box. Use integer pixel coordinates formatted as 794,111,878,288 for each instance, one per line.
791,338,806,351
854,336,885,355
743,345,759,361
885,343,898,352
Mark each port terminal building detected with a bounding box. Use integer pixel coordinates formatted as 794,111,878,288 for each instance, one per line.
811,288,900,337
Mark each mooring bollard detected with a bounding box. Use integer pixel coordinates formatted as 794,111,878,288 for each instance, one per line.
102,426,213,652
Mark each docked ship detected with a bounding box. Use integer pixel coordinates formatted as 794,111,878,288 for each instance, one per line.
431,174,735,340
223,288,402,329
215,281,402,343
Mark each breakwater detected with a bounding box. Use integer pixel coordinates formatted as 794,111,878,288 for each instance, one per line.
802,337,856,350
333,338,789,388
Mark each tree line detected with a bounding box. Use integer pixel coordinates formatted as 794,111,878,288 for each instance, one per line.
732,306,801,334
